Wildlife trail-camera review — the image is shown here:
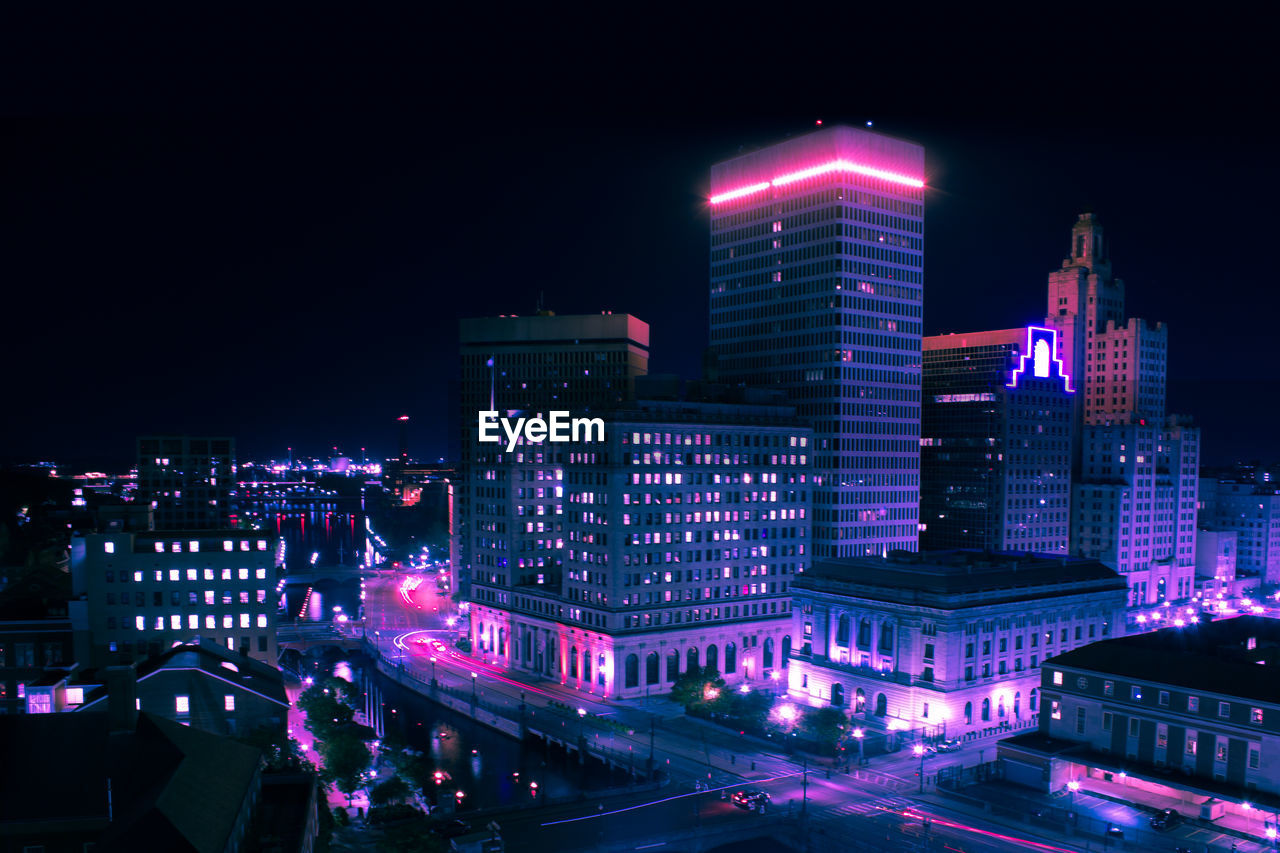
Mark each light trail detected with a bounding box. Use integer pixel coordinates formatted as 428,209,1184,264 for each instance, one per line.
539,773,805,826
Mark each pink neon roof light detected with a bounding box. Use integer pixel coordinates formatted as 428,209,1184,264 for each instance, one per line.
710,158,925,205
1007,326,1075,393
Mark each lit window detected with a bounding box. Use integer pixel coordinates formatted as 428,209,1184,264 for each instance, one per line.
175,695,189,714
1188,696,1199,712
1219,702,1230,718
154,542,164,553
187,569,198,581
1251,707,1264,725
257,540,267,551
65,687,85,705
222,569,232,580
255,568,267,580
169,570,180,582
105,542,115,554
205,616,216,629
224,695,236,711
239,569,249,580
223,615,233,629
256,614,268,628
223,540,233,552
240,613,250,628
240,541,250,551
188,614,199,630
1052,671,1063,685
171,542,182,553
189,541,200,553
1050,700,1062,720
1131,686,1142,701
170,615,181,629
135,616,146,631
134,571,143,583
204,569,215,580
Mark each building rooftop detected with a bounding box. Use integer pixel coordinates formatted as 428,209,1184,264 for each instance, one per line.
1047,615,1280,705
797,550,1126,608
80,637,287,710
0,711,261,852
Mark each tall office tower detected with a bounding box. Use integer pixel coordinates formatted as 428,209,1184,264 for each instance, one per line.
1073,417,1200,607
136,436,236,530
468,390,810,698
1043,214,1197,608
709,126,925,559
457,313,650,598
921,326,1073,553
1198,478,1280,585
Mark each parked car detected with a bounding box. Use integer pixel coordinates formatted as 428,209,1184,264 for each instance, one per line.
935,739,962,753
1104,826,1125,840
731,789,771,810
1150,808,1181,831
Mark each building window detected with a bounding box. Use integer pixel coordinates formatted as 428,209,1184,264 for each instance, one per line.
1215,739,1227,762
1187,696,1199,712
1251,707,1263,725
105,541,115,554
1128,718,1139,737
1249,746,1261,770
1157,724,1168,749
1130,686,1142,701
1075,707,1086,734
1052,671,1063,686
224,695,235,711
1103,712,1113,732
1104,681,1113,696
1050,700,1061,721
1158,691,1169,706
1218,702,1230,719
175,695,190,714
1186,732,1197,755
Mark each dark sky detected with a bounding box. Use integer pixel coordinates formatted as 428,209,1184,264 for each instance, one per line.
1,17,1274,469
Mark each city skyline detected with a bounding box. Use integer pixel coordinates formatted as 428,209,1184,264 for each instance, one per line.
4,26,1276,470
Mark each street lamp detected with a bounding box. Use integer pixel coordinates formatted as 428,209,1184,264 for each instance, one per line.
853,727,865,766
913,743,926,793
430,656,437,686
577,707,587,742
1067,779,1079,818
471,671,478,705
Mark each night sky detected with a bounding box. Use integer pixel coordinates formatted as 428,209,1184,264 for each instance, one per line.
2,19,1274,469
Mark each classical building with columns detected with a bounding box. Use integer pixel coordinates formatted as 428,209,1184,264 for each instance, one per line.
468,386,810,699
787,551,1128,742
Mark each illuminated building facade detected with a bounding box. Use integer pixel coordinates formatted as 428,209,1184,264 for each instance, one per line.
1043,214,1199,606
1008,616,1280,812
72,531,282,668
468,394,810,698
1198,479,1280,585
136,436,236,530
921,326,1073,553
787,551,1127,742
709,126,924,559
1073,418,1200,606
458,313,650,597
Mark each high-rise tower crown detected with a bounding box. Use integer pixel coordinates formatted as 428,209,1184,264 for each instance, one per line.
1065,212,1109,274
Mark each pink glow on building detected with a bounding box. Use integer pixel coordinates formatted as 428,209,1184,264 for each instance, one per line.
710,158,925,205
1007,326,1074,392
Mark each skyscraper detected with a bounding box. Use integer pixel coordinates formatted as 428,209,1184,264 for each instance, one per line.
709,126,925,559
921,326,1073,553
1044,215,1199,608
457,312,649,598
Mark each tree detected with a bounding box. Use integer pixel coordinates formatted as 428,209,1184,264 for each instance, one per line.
238,724,316,773
370,775,411,807
801,707,847,754
298,680,357,742
669,666,725,711
321,732,372,801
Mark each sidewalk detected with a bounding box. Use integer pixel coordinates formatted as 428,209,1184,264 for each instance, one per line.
1078,774,1277,845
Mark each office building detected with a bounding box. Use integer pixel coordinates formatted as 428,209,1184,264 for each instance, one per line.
1003,616,1280,822
468,391,810,698
709,125,925,559
1073,417,1200,606
921,326,1073,553
136,436,237,530
1043,214,1200,606
787,551,1127,742
457,312,650,597
72,530,281,668
1198,479,1280,585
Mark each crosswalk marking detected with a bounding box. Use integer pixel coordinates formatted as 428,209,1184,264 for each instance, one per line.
826,796,915,818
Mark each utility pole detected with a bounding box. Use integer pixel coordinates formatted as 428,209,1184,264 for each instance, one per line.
802,754,809,815
648,716,656,776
